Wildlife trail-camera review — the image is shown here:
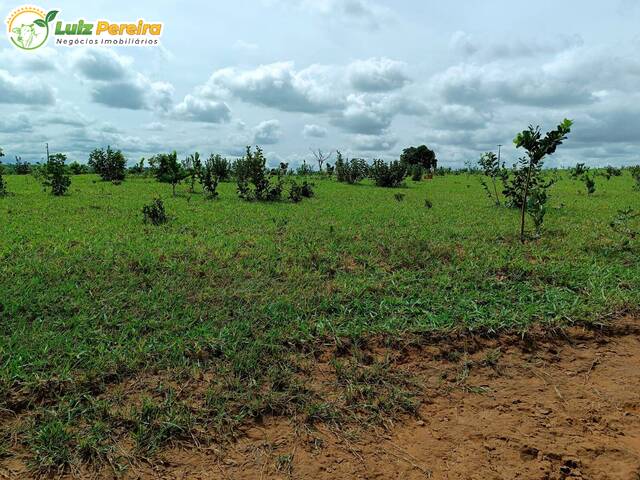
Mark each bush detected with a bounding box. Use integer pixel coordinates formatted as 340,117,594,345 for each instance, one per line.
601,165,622,180
42,153,71,196
207,154,231,181
0,161,7,197
394,192,405,202
88,147,126,182
478,152,508,206
369,159,407,188
630,166,640,191
584,174,596,195
296,161,314,176
288,180,314,203
142,198,168,225
335,151,368,184
182,152,202,193
68,161,89,175
236,146,283,201
14,156,31,175
151,152,187,196
129,158,146,175
571,162,589,179
200,156,220,199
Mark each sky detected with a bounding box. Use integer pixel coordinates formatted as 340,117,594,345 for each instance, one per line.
1,0,640,168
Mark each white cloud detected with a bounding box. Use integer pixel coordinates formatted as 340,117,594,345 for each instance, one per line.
348,57,409,92
174,94,231,123
303,124,328,138
253,119,282,144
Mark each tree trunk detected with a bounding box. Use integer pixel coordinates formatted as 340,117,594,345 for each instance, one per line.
519,163,534,243
492,178,500,206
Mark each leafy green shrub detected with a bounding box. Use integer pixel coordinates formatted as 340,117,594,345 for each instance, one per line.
335,151,368,184
424,197,433,209
513,119,572,242
235,146,283,201
0,160,7,197
584,174,596,194
571,162,589,179
142,198,168,225
14,156,31,175
394,192,405,202
88,146,126,182
68,161,89,175
288,180,314,203
410,165,423,181
369,159,407,187
296,160,314,176
502,166,554,209
478,152,508,206
200,156,221,199
182,152,202,193
42,153,71,196
129,158,146,175
151,152,187,196
630,166,640,190
207,154,231,181
601,165,622,180
526,188,548,237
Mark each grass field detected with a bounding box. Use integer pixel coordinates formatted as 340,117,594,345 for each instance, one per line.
1,172,638,473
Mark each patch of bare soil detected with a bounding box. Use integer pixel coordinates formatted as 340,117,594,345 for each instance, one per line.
4,317,640,479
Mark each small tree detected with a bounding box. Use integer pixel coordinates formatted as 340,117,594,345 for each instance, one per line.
42,153,71,196
570,162,589,179
182,152,202,193
235,146,283,201
369,159,407,187
207,154,231,181
200,156,221,199
68,161,89,175
601,165,622,181
14,156,32,175
478,152,508,206
335,151,368,184
0,149,7,197
88,146,126,182
584,174,596,195
630,166,640,191
153,152,187,196
400,145,437,173
513,119,572,242
310,148,332,172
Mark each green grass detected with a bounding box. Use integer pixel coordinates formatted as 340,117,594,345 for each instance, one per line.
0,171,638,471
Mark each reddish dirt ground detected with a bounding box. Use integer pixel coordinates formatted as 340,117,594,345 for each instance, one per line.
3,317,640,479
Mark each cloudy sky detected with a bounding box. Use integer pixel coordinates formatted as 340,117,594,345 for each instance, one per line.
1,0,639,168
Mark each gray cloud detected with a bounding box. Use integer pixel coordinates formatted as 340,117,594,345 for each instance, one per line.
303,124,328,138
72,49,130,81
0,69,56,105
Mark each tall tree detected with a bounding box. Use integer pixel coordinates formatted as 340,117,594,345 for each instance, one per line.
400,145,437,172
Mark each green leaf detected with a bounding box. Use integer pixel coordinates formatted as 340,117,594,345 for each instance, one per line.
45,10,58,23
34,19,46,27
